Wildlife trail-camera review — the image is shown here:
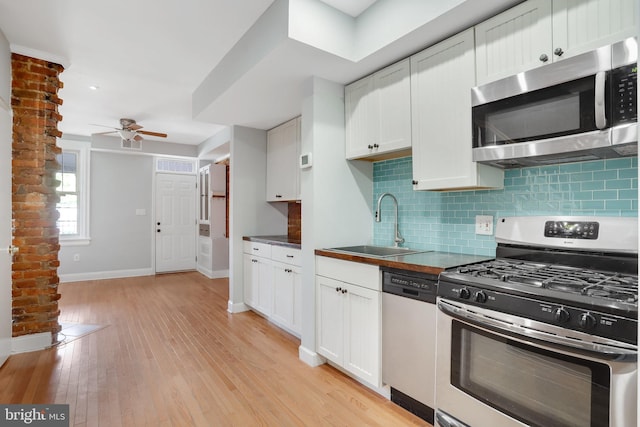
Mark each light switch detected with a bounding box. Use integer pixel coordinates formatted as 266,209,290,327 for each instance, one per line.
475,215,493,235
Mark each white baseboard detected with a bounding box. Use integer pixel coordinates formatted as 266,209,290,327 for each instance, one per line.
227,300,249,314
11,332,51,354
298,345,325,367
59,268,154,283
196,266,229,279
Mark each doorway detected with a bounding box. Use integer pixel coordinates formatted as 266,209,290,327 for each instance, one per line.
155,173,197,273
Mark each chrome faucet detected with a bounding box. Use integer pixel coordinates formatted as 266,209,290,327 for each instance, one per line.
375,192,404,247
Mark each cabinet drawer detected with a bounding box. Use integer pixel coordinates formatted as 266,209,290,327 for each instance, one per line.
316,256,380,291
243,241,272,257
271,246,301,266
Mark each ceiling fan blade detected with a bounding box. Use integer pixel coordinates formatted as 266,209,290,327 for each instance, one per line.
137,130,167,138
92,130,118,135
90,123,119,130
127,123,143,131
134,134,144,142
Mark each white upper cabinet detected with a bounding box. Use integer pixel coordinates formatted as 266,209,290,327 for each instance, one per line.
345,59,411,160
266,117,301,202
552,0,638,60
475,0,553,85
411,29,503,191
476,0,638,85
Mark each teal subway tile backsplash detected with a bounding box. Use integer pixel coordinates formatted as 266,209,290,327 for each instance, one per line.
372,157,638,257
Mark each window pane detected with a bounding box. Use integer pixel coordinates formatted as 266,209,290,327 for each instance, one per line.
57,194,78,235
56,172,77,192
56,153,77,192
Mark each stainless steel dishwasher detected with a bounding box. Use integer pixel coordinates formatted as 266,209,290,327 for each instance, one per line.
381,266,438,424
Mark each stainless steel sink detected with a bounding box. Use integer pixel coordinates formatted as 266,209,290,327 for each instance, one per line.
328,245,429,258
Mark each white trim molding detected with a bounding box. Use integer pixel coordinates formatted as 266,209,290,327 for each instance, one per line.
227,300,249,314
298,345,325,367
11,332,51,354
59,268,153,283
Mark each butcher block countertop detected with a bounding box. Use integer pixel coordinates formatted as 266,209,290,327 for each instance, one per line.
314,248,493,275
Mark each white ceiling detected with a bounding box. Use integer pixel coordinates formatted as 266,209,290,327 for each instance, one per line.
0,0,522,151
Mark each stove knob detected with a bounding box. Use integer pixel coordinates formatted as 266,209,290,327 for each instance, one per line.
474,291,488,303
459,288,471,299
579,313,597,330
554,308,570,323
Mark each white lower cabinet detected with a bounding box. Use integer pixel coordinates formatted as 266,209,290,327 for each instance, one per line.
243,251,273,317
272,261,302,335
243,241,301,337
316,256,381,388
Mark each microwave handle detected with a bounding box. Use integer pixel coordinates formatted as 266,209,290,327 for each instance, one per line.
595,71,607,129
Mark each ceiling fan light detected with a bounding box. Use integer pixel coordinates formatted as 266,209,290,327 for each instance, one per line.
118,129,136,140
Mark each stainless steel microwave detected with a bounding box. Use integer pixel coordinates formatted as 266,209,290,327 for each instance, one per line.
472,38,637,168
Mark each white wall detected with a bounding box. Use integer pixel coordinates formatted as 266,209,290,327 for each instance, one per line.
58,151,154,281
227,125,287,313
0,27,12,365
299,77,373,365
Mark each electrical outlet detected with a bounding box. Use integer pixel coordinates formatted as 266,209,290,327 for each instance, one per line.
475,215,494,235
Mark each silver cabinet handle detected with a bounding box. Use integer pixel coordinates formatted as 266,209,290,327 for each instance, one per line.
554,47,564,57
539,53,549,62
595,71,607,129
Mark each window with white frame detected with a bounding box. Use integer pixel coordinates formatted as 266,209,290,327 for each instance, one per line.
56,139,90,245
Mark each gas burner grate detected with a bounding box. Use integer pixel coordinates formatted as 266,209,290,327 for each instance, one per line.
457,259,638,303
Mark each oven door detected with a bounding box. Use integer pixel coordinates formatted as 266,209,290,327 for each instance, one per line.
435,298,637,427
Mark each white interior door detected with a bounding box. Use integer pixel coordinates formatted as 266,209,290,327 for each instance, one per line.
155,173,196,273
0,100,12,365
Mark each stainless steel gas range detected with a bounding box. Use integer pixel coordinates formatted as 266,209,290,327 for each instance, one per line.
435,216,638,427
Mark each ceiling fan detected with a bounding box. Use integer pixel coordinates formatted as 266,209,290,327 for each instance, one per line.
92,118,168,148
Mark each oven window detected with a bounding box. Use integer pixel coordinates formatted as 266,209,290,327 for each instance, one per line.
472,75,597,147
451,321,610,427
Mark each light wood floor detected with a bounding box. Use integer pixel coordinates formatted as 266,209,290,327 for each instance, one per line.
0,272,431,426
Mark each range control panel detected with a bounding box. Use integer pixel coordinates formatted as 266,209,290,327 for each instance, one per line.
544,220,599,240
437,280,637,345
612,63,637,124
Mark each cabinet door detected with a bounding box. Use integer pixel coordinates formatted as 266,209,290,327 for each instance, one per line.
411,29,503,191
243,254,258,308
345,76,376,159
272,262,294,328
552,0,638,61
266,118,300,201
316,276,345,364
256,257,273,316
272,262,301,335
375,58,412,156
198,165,210,224
475,0,553,85
343,283,380,387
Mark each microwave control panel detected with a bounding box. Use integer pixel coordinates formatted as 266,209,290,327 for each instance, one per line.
611,63,637,124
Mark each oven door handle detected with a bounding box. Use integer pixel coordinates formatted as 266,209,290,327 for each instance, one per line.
438,299,637,361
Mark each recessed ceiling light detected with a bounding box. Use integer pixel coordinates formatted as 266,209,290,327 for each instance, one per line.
89,85,100,90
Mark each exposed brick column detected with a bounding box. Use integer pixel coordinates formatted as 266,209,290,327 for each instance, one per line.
11,53,64,343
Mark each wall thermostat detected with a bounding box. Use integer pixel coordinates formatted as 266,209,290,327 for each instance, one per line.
300,153,312,169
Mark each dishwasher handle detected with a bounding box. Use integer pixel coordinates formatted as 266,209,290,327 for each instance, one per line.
435,410,470,427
